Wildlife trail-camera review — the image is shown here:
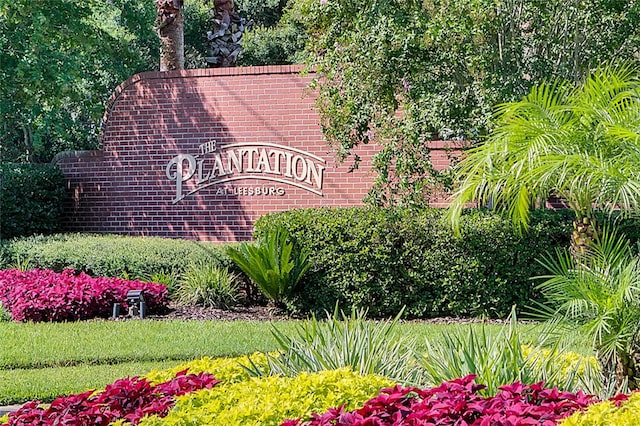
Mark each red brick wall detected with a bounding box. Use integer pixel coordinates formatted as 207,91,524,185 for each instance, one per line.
54,65,458,241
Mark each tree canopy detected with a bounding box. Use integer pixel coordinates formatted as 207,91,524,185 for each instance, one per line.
287,0,640,206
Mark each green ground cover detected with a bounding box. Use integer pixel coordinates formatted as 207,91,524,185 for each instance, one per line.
0,319,578,405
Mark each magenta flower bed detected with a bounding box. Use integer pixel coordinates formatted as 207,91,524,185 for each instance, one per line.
283,375,598,426
0,269,168,322
2,370,219,426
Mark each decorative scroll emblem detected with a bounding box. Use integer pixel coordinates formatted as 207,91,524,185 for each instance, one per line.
166,141,326,203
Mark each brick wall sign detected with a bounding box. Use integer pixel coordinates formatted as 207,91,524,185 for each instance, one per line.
54,65,458,241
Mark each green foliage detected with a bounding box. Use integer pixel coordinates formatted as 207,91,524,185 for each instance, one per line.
560,392,640,426
533,226,640,392
447,63,640,237
144,353,269,385
0,0,158,163
288,0,640,206
138,368,393,426
0,164,65,239
0,233,233,280
254,207,574,318
226,227,312,307
174,261,241,308
239,22,306,66
265,306,416,383
237,0,288,27
417,308,597,396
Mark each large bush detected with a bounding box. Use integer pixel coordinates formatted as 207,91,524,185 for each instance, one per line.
0,163,66,239
255,207,575,318
0,233,232,279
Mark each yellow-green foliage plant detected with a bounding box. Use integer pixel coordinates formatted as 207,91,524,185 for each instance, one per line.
137,368,394,426
559,392,640,425
521,345,599,380
144,352,269,385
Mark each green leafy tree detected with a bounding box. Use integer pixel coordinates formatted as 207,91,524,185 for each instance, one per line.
0,0,158,163
447,63,640,256
288,0,640,207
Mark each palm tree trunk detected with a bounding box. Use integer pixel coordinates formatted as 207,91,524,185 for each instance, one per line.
614,350,639,391
571,215,597,259
156,0,185,71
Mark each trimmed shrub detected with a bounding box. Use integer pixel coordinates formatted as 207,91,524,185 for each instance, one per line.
0,268,168,322
0,163,65,239
254,207,574,318
0,233,233,280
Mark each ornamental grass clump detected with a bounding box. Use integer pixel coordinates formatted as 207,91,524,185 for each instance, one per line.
264,306,417,383
173,261,241,308
417,307,598,395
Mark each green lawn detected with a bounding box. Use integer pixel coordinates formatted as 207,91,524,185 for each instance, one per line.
0,318,576,405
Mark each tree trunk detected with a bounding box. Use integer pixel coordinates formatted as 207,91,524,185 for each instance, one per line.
571,215,597,260
206,0,244,67
156,0,185,71
614,350,640,392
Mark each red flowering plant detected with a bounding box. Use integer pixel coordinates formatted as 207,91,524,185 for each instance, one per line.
1,371,219,426
0,269,168,322
283,375,599,426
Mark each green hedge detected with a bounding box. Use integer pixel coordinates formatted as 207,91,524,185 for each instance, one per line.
254,207,576,319
0,233,232,280
0,163,66,239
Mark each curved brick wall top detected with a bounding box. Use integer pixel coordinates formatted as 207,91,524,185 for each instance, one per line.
55,65,380,241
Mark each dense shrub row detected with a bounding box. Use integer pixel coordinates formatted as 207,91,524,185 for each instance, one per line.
0,269,168,322
6,207,640,319
0,164,66,239
0,233,232,280
2,371,218,426
255,207,575,318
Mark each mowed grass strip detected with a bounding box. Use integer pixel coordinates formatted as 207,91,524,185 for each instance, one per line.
0,360,186,405
0,319,299,369
0,318,584,406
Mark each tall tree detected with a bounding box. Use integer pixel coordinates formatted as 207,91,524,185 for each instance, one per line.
446,64,640,257
156,0,185,71
288,0,640,207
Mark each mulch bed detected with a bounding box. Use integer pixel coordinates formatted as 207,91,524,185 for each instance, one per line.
141,302,515,324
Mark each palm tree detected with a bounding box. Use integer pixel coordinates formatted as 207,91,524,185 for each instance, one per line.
535,227,640,392
156,0,185,71
446,63,640,256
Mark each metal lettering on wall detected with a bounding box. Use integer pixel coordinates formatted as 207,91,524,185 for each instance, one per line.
166,141,326,203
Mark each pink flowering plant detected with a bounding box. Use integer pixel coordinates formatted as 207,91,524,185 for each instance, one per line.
2,371,219,426
283,375,598,426
0,269,168,322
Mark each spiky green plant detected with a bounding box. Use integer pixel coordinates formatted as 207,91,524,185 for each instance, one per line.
416,307,598,396
533,226,640,393
226,227,311,308
262,306,417,384
174,262,241,308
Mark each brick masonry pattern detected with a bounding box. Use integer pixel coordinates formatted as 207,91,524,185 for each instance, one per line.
54,65,458,241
